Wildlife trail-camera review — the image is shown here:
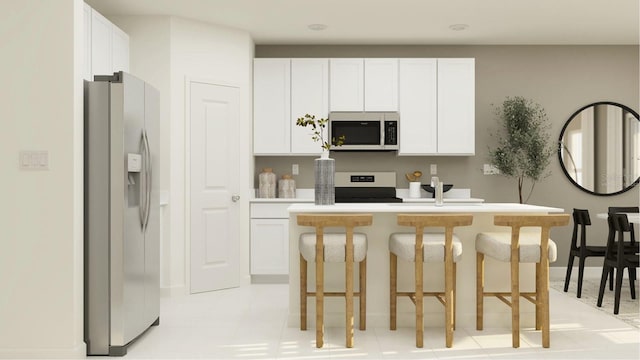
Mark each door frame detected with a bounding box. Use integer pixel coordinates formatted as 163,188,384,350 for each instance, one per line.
184,76,245,293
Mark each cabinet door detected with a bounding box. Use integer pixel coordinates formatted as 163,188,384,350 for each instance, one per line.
329,59,364,111
112,25,130,73
250,219,289,275
437,58,475,155
291,59,329,155
398,59,437,155
253,59,291,154
91,9,112,77
364,59,398,111
83,3,92,80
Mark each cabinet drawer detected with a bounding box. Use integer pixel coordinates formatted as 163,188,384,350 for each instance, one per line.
250,203,292,218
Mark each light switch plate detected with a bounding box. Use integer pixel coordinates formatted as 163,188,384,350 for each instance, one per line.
483,164,500,175
19,151,49,170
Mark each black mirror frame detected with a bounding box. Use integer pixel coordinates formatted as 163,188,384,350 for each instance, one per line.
557,101,640,196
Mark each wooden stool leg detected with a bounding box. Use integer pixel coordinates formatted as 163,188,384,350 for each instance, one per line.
541,253,551,347
300,255,307,331
453,262,457,331
476,252,484,330
345,229,354,348
535,262,541,331
511,250,520,348
390,253,397,330
416,242,424,348
444,243,454,347
316,248,324,348
359,258,367,330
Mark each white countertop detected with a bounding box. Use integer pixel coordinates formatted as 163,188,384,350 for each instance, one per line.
596,212,640,224
287,202,564,213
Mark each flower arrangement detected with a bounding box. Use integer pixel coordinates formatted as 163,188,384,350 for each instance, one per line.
296,114,345,151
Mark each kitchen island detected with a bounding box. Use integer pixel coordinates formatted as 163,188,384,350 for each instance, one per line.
287,202,564,329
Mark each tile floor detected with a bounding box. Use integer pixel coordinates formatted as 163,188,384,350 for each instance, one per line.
109,277,640,360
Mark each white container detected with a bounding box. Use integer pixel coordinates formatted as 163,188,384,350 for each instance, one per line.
278,174,296,198
409,182,421,198
258,168,276,198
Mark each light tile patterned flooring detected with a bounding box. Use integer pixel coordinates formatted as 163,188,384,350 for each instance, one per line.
102,275,640,360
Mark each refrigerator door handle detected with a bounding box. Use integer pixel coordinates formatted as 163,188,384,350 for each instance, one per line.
143,129,152,232
139,132,147,230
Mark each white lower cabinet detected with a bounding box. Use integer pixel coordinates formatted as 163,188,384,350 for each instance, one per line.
250,203,291,275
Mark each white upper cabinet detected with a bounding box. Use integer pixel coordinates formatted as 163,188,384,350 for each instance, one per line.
398,58,475,156
329,58,399,112
398,59,437,155
364,59,398,111
85,5,130,79
83,3,92,80
90,9,112,77
329,59,364,111
437,58,475,155
291,59,329,155
253,59,291,155
111,25,130,74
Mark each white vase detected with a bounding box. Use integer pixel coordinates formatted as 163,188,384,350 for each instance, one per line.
314,150,334,205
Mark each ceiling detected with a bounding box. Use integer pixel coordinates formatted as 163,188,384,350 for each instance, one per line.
86,0,640,45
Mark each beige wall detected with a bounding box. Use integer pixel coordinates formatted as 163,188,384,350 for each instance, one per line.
254,45,640,267
0,0,85,357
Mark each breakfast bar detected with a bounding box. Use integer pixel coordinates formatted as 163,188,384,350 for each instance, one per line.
287,202,565,329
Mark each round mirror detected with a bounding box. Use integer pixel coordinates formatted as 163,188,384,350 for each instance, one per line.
558,102,640,196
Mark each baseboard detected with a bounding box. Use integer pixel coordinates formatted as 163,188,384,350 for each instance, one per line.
251,275,289,284
550,266,602,280
0,342,86,359
160,285,186,297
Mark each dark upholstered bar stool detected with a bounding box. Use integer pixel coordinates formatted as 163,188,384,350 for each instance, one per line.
389,214,473,348
476,214,569,348
297,213,373,348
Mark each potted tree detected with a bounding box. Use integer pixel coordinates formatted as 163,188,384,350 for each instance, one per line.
488,96,555,204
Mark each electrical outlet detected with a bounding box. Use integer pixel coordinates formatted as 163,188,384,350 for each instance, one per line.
19,151,49,170
430,164,437,175
483,164,499,175
292,164,299,175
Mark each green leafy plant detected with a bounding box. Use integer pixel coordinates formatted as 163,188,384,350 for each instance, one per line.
295,114,345,151
488,96,555,204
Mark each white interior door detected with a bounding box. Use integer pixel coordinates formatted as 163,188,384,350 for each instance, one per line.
190,81,240,293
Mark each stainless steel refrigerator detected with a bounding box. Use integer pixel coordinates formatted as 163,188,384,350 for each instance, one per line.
84,72,160,356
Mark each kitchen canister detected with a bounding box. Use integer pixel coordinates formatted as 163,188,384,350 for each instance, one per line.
258,168,276,198
278,174,296,198
409,182,421,198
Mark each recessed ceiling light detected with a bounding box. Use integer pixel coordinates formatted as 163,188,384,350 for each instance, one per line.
449,24,469,31
308,23,328,31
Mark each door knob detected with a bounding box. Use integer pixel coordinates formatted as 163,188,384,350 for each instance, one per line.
231,195,240,202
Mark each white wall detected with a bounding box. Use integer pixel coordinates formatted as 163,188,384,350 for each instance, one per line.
112,15,254,294
170,17,254,292
0,0,85,358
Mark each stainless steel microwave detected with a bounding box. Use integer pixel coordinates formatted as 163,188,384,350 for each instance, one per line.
329,112,399,151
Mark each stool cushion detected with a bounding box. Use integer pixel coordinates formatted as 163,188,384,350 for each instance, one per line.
299,233,368,263
388,233,463,262
476,232,558,263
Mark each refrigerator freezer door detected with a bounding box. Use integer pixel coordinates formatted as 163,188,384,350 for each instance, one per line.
143,82,161,326
110,73,147,349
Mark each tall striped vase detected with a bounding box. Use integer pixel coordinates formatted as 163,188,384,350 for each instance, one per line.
314,151,335,205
